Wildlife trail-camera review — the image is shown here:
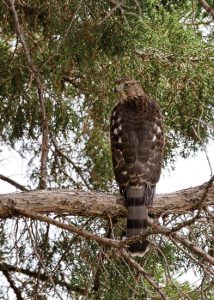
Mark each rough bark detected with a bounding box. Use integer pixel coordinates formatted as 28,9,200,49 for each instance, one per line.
0,183,213,219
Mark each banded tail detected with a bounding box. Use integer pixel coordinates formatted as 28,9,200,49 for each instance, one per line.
126,185,154,256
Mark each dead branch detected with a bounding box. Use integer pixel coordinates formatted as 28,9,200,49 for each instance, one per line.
6,0,49,189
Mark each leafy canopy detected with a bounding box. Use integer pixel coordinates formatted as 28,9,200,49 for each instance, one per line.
0,1,214,299
0,0,214,190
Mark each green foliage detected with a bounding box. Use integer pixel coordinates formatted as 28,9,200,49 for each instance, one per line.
0,1,214,299
1,0,214,190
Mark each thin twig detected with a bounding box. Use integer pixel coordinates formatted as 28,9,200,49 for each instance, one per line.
0,262,86,295
169,237,214,276
14,207,121,249
54,155,79,188
40,2,82,71
150,241,193,300
148,219,214,266
135,48,214,63
0,174,29,191
25,220,64,300
52,139,92,190
120,250,170,300
7,0,49,189
98,0,125,25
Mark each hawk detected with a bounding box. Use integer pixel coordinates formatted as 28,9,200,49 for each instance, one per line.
110,77,164,256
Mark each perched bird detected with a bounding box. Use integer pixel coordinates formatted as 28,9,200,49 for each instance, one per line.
110,77,164,256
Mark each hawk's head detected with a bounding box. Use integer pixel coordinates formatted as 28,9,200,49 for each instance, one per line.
114,77,144,100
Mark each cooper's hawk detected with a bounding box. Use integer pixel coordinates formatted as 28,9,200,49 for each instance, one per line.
110,77,164,256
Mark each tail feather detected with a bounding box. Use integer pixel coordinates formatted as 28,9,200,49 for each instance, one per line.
125,185,154,256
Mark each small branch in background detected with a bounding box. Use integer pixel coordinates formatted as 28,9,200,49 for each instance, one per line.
98,1,125,25
25,221,64,300
184,20,214,26
149,219,214,266
54,158,79,188
169,238,214,277
40,3,82,72
120,250,170,300
198,0,214,20
167,176,214,232
0,263,86,295
6,0,49,189
14,208,121,249
0,174,29,192
151,241,193,300
186,116,214,131
52,139,92,190
190,108,213,178
135,49,214,63
61,76,79,88
1,264,24,300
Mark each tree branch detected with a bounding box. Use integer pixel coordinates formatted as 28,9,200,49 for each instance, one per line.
0,183,213,219
52,139,91,190
135,49,214,63
7,0,49,189
148,219,214,266
13,208,122,249
1,264,24,300
0,263,86,295
0,174,29,192
25,221,64,300
198,0,214,20
119,250,170,300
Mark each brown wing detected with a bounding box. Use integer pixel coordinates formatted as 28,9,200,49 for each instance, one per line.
110,96,164,197
110,105,129,194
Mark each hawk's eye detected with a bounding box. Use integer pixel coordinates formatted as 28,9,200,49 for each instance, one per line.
124,83,129,88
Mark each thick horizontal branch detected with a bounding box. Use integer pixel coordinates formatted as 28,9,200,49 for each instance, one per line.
0,182,213,219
